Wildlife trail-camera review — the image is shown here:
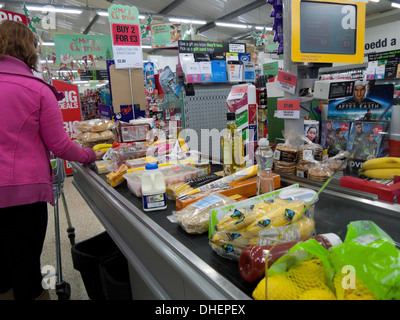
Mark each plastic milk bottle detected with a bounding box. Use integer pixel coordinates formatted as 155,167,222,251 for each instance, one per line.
142,164,167,212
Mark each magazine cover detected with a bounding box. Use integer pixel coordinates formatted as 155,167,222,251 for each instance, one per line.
347,121,389,160
321,120,350,156
327,82,394,121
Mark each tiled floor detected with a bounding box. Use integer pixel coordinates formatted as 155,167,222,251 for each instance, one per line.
41,176,105,300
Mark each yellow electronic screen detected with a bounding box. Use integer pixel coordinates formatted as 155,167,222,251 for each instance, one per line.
291,0,366,64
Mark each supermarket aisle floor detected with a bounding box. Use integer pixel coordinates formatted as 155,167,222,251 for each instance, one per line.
41,176,105,300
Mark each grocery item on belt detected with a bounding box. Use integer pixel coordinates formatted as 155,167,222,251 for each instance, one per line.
239,233,342,283
74,119,116,132
174,194,235,234
177,165,257,199
106,164,128,187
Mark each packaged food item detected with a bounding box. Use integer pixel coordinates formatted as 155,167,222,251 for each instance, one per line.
106,164,128,187
177,165,257,199
330,220,400,300
123,164,205,197
296,160,312,179
209,196,316,260
308,165,334,182
115,121,151,143
142,164,167,212
253,238,336,300
95,160,113,174
174,194,235,234
74,119,116,132
108,143,148,168
278,187,318,219
166,174,223,200
299,142,324,163
239,233,342,283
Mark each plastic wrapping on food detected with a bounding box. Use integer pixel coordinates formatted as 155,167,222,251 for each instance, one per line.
209,198,315,261
74,119,116,132
123,164,206,197
174,194,235,234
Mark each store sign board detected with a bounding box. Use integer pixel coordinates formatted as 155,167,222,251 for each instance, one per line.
277,99,300,119
52,80,83,175
53,34,113,65
108,4,142,69
152,23,191,48
178,40,228,54
0,9,28,25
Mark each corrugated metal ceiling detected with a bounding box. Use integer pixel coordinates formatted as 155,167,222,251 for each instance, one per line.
2,0,399,50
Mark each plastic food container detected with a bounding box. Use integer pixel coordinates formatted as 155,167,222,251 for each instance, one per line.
123,164,206,197
278,187,318,219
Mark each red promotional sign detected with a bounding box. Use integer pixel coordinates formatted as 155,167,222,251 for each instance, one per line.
277,99,300,119
111,23,140,46
0,9,28,25
53,80,83,175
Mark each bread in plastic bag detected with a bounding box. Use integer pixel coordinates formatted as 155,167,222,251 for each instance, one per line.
74,119,115,132
174,194,235,234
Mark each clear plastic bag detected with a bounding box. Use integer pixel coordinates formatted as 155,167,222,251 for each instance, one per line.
74,119,115,132
174,194,235,234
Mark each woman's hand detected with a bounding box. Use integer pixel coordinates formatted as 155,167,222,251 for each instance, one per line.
95,150,105,160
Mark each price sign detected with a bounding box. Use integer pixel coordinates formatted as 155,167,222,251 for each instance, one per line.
277,71,297,94
111,23,140,46
277,99,300,119
108,4,143,69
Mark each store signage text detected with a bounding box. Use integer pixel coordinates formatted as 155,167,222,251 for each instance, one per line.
111,23,140,46
0,9,28,25
365,37,397,51
277,99,300,119
110,8,137,22
59,91,79,110
69,38,103,53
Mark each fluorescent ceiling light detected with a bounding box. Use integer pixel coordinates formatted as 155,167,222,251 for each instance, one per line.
369,0,379,2
169,18,206,25
255,26,273,31
142,45,152,49
42,42,54,46
391,2,400,8
0,4,3,8
215,22,248,28
26,5,82,14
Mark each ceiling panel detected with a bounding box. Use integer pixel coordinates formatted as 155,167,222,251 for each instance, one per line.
2,0,400,44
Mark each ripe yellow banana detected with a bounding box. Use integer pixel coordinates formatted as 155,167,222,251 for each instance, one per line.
362,157,400,171
361,168,400,180
93,143,112,152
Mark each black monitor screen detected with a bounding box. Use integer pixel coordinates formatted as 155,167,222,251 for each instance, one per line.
300,1,357,55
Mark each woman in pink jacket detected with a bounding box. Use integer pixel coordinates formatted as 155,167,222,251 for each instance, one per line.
0,20,104,300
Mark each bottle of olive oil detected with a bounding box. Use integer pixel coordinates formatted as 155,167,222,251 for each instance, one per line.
222,113,245,175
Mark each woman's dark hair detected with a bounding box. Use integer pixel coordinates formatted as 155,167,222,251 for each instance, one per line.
0,20,39,71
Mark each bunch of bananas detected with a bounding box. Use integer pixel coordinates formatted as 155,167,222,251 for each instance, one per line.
359,157,400,180
210,199,314,260
93,143,113,153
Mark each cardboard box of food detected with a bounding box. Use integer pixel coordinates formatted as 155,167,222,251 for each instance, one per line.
175,174,280,211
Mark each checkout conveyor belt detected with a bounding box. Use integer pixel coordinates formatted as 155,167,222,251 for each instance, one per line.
71,162,400,300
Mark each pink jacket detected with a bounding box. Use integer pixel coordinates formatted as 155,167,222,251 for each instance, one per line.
0,55,95,208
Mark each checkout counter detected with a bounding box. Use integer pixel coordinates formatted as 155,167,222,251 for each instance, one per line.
71,162,400,300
